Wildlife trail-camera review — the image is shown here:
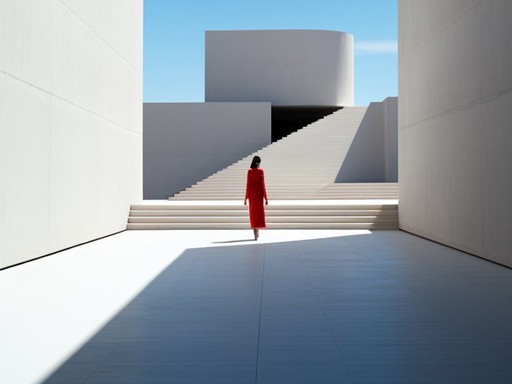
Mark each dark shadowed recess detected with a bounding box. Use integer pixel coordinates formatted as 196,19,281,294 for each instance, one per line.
271,106,342,142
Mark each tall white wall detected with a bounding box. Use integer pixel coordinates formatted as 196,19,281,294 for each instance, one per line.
144,103,271,199
336,97,398,182
0,0,143,269
399,0,512,267
205,30,354,106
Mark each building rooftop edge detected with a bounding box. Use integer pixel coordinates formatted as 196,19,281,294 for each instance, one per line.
205,29,353,36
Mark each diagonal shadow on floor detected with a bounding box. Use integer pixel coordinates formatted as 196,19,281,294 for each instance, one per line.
43,231,512,384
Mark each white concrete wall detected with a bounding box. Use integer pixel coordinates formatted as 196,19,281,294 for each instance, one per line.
144,103,271,199
205,30,354,106
383,97,399,182
336,97,398,182
399,0,512,267
0,0,143,269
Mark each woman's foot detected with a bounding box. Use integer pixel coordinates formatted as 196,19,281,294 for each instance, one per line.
253,228,259,240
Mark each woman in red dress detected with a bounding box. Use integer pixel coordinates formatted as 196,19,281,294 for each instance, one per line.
244,156,268,240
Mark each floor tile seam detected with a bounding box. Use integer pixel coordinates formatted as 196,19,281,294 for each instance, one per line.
171,253,200,285
358,245,427,295
44,342,119,382
254,244,267,384
302,258,356,384
66,342,117,384
301,243,414,299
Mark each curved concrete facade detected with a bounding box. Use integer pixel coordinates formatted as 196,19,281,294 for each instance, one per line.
205,30,354,106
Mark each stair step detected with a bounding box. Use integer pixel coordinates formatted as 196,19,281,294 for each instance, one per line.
129,209,397,217
131,204,397,210
127,222,399,230
129,216,396,224
127,200,398,230
169,196,398,200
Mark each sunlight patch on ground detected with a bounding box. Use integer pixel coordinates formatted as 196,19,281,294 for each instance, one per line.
0,229,367,384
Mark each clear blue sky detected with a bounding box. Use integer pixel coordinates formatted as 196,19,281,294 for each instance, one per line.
143,0,397,106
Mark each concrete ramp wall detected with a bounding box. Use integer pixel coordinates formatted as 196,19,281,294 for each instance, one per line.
336,97,397,182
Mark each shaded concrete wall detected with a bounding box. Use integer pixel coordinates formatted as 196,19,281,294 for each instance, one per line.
205,30,354,106
0,1,143,269
399,0,512,266
336,97,398,182
144,103,271,199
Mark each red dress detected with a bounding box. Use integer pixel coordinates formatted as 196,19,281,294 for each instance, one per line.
245,168,268,228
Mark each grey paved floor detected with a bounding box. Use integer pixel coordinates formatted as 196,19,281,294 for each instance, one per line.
2,230,512,383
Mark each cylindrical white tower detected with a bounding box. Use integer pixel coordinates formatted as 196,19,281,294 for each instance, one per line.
205,30,354,106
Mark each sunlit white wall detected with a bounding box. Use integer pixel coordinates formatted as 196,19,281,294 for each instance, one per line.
205,30,354,106
144,102,271,199
399,0,512,267
0,0,143,268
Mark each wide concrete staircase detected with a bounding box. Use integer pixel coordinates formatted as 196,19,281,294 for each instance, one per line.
171,107,376,200
128,107,399,230
128,201,398,230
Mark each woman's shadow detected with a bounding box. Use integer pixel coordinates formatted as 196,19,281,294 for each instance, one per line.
212,239,256,244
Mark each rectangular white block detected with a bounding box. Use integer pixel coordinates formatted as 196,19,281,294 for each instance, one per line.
144,102,271,199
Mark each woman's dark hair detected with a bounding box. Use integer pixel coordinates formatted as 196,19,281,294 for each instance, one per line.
250,156,261,169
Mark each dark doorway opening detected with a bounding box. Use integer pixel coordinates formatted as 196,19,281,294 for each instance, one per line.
271,106,343,142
